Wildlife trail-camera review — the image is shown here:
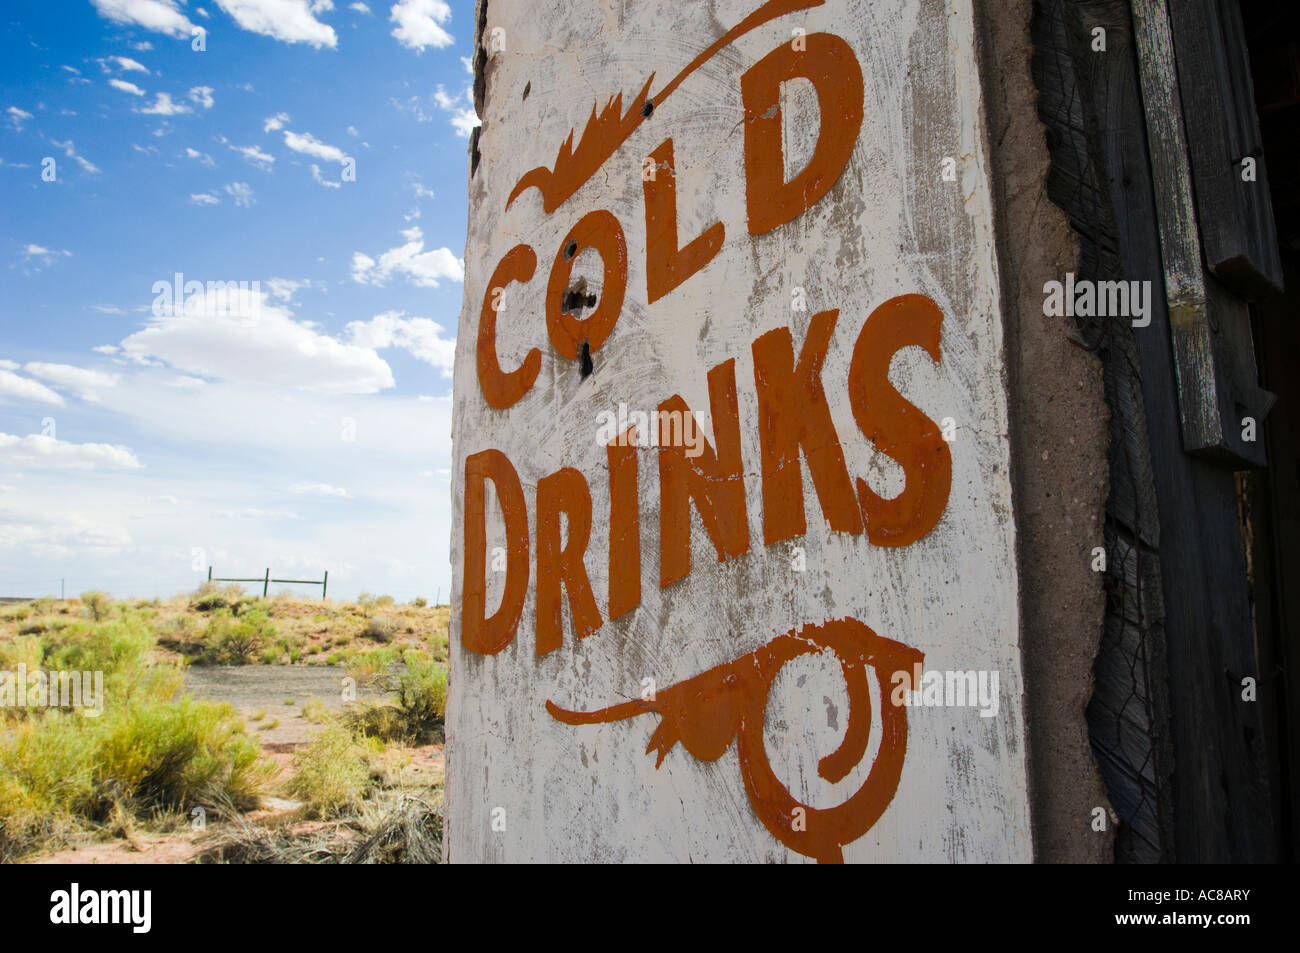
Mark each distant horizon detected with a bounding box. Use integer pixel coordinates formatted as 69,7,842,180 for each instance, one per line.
0,585,451,606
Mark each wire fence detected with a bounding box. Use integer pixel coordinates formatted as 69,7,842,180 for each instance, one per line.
206,566,327,599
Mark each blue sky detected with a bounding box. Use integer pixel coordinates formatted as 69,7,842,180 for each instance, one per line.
0,0,478,602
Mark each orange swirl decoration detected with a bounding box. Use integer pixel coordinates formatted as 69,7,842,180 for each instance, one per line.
546,616,922,863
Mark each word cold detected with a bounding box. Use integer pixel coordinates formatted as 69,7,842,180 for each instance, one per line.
476,32,865,408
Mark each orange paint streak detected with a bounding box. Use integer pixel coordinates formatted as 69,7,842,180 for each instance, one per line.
505,0,826,213
547,616,923,863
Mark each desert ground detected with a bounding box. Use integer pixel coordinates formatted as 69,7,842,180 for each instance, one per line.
0,587,449,863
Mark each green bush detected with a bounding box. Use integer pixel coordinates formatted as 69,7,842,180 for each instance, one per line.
255,631,303,665
345,645,399,689
80,591,114,622
300,698,329,724
190,583,249,613
345,651,446,745
93,697,270,812
0,612,273,860
200,609,276,665
362,616,397,643
397,651,446,729
288,724,372,819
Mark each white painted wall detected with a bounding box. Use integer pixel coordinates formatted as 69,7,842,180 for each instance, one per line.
448,0,1031,863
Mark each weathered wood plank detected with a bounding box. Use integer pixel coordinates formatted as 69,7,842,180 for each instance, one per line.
1130,0,1264,465
1090,0,1278,861
1167,0,1284,299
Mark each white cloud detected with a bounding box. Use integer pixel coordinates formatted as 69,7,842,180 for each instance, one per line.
184,146,214,165
47,138,100,173
215,507,302,520
189,86,215,109
190,192,220,205
283,129,347,163
0,433,142,470
310,163,340,188
430,85,457,111
350,3,371,13
93,345,121,355
224,181,255,206
263,112,290,132
448,107,478,138
389,0,453,51
390,95,430,122
0,368,455,601
119,293,395,394
345,310,455,376
431,83,479,138
7,107,33,131
109,78,146,96
139,92,191,115
164,375,206,389
23,363,120,400
89,0,196,38
265,277,311,302
0,506,132,553
0,370,64,406
351,226,462,288
23,244,72,262
105,56,150,73
215,0,338,48
234,143,275,169
290,481,349,497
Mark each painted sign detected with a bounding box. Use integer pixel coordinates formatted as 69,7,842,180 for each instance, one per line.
448,0,1031,862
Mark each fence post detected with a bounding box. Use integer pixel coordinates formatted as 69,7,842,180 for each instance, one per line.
207,566,212,583
263,568,269,598
322,570,328,601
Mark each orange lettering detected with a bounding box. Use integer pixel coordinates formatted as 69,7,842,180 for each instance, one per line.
536,467,603,655
477,245,542,410
753,308,863,544
741,33,864,235
643,139,724,304
462,449,530,655
659,359,749,588
607,428,640,621
546,210,627,361
847,294,951,546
